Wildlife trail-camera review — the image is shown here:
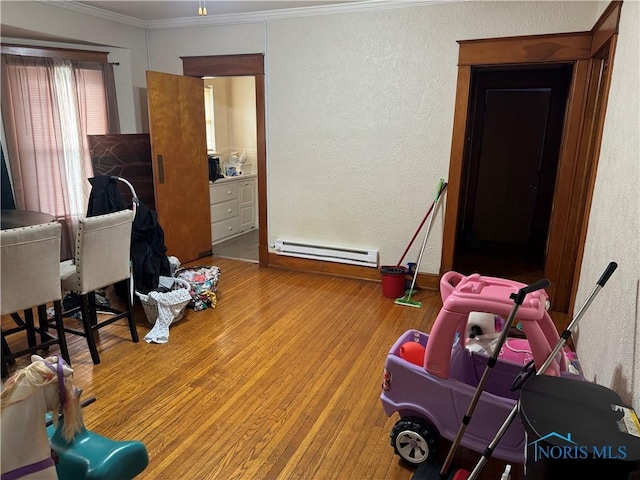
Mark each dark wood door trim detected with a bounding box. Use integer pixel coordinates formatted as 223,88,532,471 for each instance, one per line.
442,2,622,314
542,59,590,310
441,65,471,273
590,1,622,56
255,75,268,265
457,32,592,66
568,4,622,308
181,54,268,266
182,53,264,77
569,36,619,310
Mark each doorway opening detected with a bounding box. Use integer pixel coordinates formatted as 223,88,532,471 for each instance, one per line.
204,75,259,263
454,64,573,284
182,53,268,266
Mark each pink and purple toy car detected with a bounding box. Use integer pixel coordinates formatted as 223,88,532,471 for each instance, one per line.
380,271,582,467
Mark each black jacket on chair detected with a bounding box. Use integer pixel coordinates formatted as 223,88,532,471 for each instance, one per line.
86,176,170,295
131,201,171,294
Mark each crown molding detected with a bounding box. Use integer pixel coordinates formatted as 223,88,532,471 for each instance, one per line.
148,1,454,30
41,1,455,31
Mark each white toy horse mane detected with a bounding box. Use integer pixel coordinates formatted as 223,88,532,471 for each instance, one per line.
1,355,83,480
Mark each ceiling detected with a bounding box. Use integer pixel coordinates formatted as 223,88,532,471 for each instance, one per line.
0,0,378,44
74,1,358,22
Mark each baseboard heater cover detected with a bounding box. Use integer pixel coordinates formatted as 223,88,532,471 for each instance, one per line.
274,239,379,268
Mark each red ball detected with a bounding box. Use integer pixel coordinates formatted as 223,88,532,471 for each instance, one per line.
400,342,425,366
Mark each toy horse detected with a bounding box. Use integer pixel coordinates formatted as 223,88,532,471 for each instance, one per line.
1,355,83,480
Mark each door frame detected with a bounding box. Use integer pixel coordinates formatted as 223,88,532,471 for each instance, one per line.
441,2,622,314
181,53,269,266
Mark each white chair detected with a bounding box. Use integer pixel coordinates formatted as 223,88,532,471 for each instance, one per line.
1,222,69,376
59,210,138,365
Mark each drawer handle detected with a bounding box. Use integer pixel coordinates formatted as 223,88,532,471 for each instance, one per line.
228,209,232,213
228,226,232,231
227,190,232,195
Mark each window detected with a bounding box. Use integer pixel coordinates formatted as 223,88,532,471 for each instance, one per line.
1,48,118,258
204,85,216,153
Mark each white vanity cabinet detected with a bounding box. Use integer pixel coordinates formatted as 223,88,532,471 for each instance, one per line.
209,175,257,244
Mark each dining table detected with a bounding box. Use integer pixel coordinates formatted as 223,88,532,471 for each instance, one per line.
1,209,55,230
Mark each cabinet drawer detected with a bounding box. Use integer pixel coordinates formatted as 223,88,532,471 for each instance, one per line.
212,217,239,242
210,182,238,204
210,199,237,222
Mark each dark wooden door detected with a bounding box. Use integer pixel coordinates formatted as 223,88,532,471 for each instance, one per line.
471,88,551,244
146,71,211,263
456,66,572,279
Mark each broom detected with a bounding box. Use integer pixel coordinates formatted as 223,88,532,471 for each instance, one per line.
395,179,447,308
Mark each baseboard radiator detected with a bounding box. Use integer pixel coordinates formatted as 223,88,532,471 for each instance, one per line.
274,239,379,268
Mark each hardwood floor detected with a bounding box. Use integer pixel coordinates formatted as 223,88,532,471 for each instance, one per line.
2,258,524,480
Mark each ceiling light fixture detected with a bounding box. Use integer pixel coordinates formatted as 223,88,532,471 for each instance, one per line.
198,0,208,16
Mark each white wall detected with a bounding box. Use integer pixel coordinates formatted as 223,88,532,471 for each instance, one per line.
264,1,599,269
574,1,640,409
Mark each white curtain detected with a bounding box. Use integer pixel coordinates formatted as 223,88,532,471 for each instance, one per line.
54,59,88,225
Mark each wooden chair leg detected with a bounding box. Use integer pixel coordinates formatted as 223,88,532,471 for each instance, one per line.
88,291,99,327
37,304,49,344
1,332,15,366
80,294,101,365
24,308,37,347
1,332,9,378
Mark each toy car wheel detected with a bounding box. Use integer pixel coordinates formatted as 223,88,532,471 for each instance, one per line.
390,417,438,466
